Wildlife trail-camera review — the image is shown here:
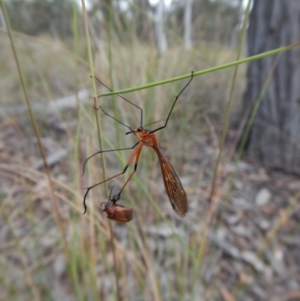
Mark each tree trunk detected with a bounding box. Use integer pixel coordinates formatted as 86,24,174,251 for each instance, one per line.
243,0,300,174
184,0,193,50
156,0,167,55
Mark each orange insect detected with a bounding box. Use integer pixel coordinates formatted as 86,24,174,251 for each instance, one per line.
83,72,194,217
101,186,133,223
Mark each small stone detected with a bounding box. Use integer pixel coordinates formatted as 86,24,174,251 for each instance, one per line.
255,188,271,206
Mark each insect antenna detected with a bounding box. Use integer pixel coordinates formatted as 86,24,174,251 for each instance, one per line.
92,75,144,127
141,117,173,129
124,118,172,134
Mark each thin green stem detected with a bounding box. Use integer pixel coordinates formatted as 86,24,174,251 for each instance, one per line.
70,2,85,301
98,42,300,97
193,1,253,297
0,0,70,264
209,0,253,202
80,1,121,300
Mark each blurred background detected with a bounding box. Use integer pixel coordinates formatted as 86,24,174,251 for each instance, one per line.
1,0,300,300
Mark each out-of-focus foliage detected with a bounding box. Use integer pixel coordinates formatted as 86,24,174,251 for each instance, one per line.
6,0,243,46
89,0,155,42
6,0,74,38
169,0,242,45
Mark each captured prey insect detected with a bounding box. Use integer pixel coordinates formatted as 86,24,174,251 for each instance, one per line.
83,71,194,217
100,186,133,223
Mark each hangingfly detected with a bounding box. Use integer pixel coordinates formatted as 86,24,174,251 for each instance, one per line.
83,72,194,217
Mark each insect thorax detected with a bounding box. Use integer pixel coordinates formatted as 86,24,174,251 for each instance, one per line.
137,129,157,147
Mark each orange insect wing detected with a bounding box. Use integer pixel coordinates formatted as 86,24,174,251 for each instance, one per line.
154,142,188,217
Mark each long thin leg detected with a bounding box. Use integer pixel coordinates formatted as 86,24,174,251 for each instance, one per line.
83,143,142,214
114,144,142,200
93,75,144,127
82,142,139,176
150,71,194,134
